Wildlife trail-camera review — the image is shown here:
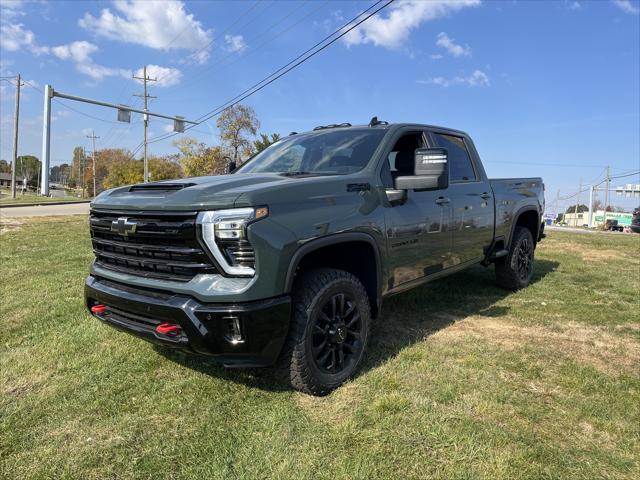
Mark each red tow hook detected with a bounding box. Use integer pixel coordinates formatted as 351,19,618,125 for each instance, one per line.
156,323,181,336
91,304,107,314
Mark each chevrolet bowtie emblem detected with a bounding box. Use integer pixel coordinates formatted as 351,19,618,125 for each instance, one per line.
111,217,137,236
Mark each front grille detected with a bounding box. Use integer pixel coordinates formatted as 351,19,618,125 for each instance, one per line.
90,209,217,282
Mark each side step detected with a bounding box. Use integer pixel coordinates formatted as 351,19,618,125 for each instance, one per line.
481,248,509,267
489,249,509,260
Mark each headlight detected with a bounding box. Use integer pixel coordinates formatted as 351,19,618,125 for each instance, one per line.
196,207,268,276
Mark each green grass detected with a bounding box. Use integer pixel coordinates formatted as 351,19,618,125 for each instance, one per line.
0,189,85,206
1,217,638,479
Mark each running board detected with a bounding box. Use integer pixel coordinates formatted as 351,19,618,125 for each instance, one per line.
482,248,509,266
489,249,509,260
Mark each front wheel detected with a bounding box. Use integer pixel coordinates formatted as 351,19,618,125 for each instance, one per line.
495,226,535,290
281,268,370,396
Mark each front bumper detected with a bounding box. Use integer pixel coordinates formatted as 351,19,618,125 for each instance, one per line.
85,275,291,367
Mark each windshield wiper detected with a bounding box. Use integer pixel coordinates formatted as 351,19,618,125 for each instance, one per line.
279,171,313,177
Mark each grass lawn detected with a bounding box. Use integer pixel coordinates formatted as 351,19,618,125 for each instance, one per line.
0,189,85,206
1,217,638,479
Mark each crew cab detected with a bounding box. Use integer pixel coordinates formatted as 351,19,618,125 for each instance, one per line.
85,119,544,395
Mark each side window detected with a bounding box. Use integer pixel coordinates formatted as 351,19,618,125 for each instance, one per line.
432,133,476,182
380,132,425,187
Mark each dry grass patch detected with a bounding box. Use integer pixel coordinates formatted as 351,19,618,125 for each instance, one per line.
437,316,640,377
0,218,22,235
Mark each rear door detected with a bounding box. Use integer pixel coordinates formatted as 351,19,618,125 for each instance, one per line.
429,131,493,265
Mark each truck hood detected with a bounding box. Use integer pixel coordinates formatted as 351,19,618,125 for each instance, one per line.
91,173,342,211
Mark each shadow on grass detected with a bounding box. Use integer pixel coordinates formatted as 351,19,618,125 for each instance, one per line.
155,259,559,393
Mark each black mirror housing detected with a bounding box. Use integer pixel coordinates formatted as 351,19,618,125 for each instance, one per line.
393,147,449,191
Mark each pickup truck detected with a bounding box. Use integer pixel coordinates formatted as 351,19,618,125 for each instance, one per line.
85,119,545,395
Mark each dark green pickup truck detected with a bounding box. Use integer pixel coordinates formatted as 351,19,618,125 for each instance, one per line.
86,120,545,395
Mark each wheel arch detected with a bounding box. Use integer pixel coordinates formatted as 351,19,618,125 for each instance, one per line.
284,233,383,318
509,206,540,249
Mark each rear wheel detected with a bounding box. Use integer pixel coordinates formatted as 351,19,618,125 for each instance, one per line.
281,268,370,396
495,226,535,290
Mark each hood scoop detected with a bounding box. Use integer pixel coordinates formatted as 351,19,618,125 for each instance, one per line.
128,182,196,193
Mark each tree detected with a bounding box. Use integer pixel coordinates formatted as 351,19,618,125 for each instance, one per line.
565,204,588,213
0,159,10,173
16,155,40,186
148,155,183,182
85,148,132,196
216,104,259,164
50,163,72,185
253,133,281,154
174,137,228,177
70,146,87,187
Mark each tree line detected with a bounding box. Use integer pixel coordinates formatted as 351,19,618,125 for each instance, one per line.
0,105,280,196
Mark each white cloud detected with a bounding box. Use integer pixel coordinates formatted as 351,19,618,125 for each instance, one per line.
77,62,130,81
611,0,639,14
79,0,212,62
436,32,471,57
430,53,443,60
418,69,490,87
0,0,25,20
162,124,174,133
50,40,97,63
133,64,182,87
224,34,247,54
343,0,480,49
569,1,582,10
0,22,47,54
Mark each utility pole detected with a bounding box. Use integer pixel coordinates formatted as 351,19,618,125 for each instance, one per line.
603,165,611,220
86,131,99,197
133,65,156,183
574,178,582,227
11,74,23,199
82,146,87,199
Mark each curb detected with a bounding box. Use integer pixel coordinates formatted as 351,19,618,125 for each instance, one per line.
0,200,92,209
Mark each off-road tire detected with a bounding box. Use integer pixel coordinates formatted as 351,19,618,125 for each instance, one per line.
495,226,535,290
280,268,370,396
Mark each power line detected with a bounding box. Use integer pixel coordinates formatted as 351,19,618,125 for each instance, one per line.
173,0,327,92
144,0,394,148
155,0,264,85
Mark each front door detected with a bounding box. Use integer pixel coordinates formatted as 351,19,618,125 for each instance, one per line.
381,130,453,288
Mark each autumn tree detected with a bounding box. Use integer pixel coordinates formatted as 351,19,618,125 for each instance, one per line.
148,155,183,182
174,137,228,177
85,148,132,196
253,133,281,154
216,104,259,165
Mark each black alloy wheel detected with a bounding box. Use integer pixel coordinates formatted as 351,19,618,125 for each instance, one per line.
311,293,363,374
516,237,534,281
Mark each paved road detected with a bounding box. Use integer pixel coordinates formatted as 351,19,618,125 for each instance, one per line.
0,202,90,218
545,225,633,236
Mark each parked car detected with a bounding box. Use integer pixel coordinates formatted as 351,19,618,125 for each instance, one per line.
631,208,640,234
85,119,545,395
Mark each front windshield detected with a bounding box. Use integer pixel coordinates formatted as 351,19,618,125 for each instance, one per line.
236,128,387,175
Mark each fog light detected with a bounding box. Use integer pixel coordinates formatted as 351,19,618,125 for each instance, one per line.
224,315,244,344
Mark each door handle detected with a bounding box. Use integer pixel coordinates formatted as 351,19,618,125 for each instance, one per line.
435,196,450,205
480,192,492,200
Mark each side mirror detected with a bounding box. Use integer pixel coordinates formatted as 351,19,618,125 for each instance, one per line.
394,148,449,191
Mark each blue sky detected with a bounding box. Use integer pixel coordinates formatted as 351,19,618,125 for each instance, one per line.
1,0,639,211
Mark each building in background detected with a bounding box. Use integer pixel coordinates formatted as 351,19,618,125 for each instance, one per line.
0,172,13,188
